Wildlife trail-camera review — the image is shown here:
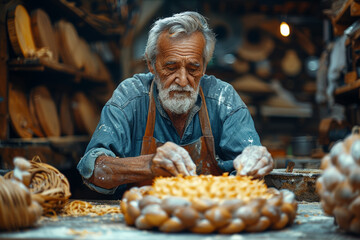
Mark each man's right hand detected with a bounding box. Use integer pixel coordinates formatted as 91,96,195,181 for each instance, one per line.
150,142,197,177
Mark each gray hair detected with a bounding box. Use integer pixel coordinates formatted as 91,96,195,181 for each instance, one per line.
145,11,216,66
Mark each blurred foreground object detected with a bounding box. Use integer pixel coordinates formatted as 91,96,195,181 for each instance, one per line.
5,156,71,216
316,126,360,235
0,157,42,231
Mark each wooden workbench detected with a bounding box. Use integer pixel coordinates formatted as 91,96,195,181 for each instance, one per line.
0,201,359,240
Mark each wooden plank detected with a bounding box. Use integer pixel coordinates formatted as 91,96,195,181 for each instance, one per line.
35,0,124,39
8,57,111,83
8,58,77,74
0,135,89,169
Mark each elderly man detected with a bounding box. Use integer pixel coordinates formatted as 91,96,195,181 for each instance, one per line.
77,11,273,195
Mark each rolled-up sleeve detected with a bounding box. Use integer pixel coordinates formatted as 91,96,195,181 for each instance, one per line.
77,147,117,194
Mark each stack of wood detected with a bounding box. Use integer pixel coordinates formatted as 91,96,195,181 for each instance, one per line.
6,4,112,139
9,83,100,138
7,4,112,79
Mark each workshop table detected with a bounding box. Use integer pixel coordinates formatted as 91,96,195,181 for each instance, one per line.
0,201,359,240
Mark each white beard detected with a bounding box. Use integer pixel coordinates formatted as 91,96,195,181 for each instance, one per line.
154,75,199,115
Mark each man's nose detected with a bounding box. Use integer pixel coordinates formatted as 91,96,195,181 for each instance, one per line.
175,67,189,87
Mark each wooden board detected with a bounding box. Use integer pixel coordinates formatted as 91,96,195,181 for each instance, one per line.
95,54,111,81
72,92,99,135
7,4,36,57
78,38,99,76
8,83,34,139
59,93,74,136
55,20,82,69
31,85,61,137
31,9,59,62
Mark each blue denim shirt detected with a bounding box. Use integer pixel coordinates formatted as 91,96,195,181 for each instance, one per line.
77,72,261,194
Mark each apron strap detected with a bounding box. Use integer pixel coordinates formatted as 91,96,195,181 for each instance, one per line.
199,88,222,175
143,81,156,138
198,88,212,137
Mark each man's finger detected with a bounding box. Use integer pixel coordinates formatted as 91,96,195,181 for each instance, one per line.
252,156,269,173
239,156,257,175
152,156,179,176
254,165,273,178
177,147,196,176
171,152,190,176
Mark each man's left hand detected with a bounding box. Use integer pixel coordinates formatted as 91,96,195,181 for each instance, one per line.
233,145,273,178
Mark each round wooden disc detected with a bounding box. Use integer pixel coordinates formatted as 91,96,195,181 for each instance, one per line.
78,38,99,76
28,90,45,138
31,9,59,62
95,54,111,80
59,93,74,136
31,85,61,137
72,92,99,135
237,29,274,62
56,20,82,69
7,4,36,57
8,84,34,138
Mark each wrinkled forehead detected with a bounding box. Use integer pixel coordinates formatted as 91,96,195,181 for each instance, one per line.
157,31,206,53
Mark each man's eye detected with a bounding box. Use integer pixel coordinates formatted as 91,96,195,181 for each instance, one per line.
167,66,176,71
188,68,199,73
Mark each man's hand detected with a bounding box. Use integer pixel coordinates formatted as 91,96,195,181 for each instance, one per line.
150,142,197,177
233,145,273,178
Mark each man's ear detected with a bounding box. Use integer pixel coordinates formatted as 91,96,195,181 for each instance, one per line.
145,54,155,74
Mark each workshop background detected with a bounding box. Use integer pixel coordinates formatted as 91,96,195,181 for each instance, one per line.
0,0,359,199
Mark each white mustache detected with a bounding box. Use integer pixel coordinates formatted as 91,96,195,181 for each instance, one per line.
167,84,194,93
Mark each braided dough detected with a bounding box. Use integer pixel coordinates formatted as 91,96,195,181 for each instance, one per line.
121,174,298,233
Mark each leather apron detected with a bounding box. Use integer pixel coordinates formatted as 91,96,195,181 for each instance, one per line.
138,82,223,186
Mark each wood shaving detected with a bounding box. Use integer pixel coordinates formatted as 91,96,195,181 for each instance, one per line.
61,200,121,217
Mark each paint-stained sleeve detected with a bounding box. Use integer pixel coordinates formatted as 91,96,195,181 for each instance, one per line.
77,104,133,194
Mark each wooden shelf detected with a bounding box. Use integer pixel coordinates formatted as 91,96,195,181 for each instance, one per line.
0,135,90,170
334,79,360,104
32,0,125,40
260,106,313,118
8,58,111,83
